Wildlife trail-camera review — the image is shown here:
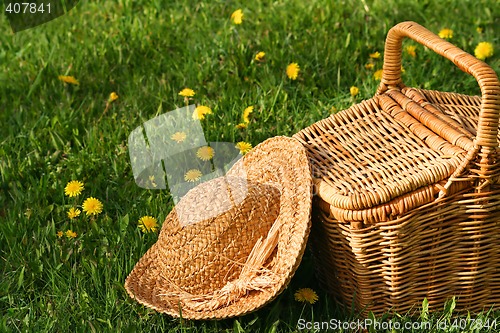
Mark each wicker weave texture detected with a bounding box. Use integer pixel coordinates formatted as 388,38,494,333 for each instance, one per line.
294,21,500,315
313,188,500,315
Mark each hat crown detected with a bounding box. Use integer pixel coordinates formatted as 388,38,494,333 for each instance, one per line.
157,177,280,295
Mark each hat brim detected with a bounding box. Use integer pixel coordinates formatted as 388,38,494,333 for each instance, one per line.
124,136,312,320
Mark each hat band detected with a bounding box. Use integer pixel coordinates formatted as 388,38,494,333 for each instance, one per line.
157,215,283,312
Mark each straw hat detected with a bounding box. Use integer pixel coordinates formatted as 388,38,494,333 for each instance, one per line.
124,136,312,320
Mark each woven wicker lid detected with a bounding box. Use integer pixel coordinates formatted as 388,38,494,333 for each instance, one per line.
124,136,312,320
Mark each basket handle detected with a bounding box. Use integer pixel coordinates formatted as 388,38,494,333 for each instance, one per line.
377,21,500,150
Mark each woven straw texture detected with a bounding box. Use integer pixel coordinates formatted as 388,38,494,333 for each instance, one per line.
294,21,500,315
124,136,312,320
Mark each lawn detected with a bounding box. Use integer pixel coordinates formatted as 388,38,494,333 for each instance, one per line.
1,0,499,332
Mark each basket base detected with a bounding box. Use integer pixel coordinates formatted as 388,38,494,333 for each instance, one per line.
311,186,500,316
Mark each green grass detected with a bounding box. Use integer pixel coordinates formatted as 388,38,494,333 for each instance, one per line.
1,0,499,331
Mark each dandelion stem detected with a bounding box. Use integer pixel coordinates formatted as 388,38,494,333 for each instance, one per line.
97,102,111,123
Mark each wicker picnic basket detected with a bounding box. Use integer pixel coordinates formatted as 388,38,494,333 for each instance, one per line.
293,21,500,315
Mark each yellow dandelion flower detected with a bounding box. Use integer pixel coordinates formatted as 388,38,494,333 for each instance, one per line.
57,231,64,238
149,175,157,188
438,28,453,39
178,88,195,97
65,230,77,239
350,86,359,97
184,169,202,182
476,27,483,34
196,146,214,161
236,123,248,129
192,105,212,120
138,216,159,233
65,180,84,197
231,9,243,24
286,63,300,80
58,75,79,85
294,288,319,304
474,42,494,60
369,52,380,59
255,51,265,61
82,197,103,216
401,65,405,73
108,92,119,102
236,141,252,155
243,106,253,123
373,69,383,80
405,45,416,58
364,63,374,70
171,131,187,143
67,207,81,219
